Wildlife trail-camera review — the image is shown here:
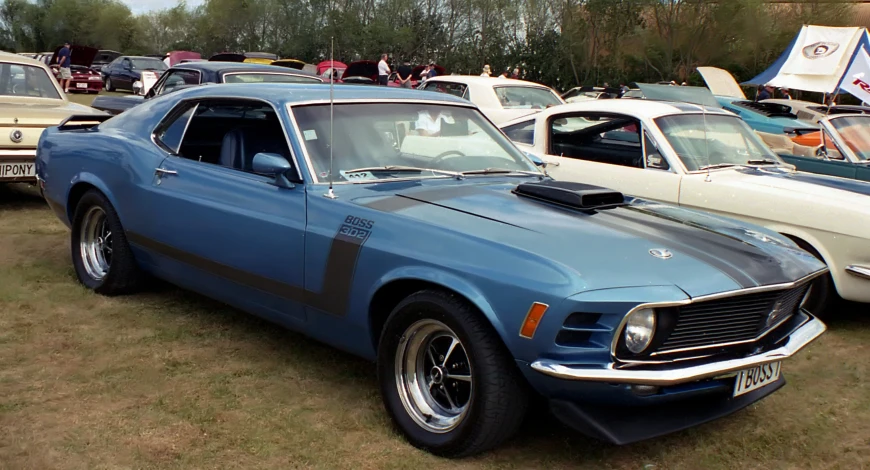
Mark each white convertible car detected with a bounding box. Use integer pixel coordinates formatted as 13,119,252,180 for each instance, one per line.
418,75,564,124
499,97,870,315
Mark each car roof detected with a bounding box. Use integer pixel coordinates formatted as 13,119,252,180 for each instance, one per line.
500,99,730,125
169,82,474,106
425,75,552,88
174,61,314,75
120,55,165,60
0,50,49,67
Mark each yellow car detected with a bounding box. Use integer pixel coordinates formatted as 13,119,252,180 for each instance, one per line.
0,51,105,183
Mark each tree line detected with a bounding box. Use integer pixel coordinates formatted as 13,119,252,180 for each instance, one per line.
0,0,855,91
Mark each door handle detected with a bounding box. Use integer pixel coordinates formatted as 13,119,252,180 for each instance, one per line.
155,167,177,176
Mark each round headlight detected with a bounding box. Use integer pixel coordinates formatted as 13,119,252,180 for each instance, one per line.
624,308,656,354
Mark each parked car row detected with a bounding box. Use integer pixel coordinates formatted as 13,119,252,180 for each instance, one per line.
2,48,868,459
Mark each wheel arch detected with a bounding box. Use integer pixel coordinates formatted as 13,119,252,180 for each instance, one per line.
66,174,119,225
367,268,506,354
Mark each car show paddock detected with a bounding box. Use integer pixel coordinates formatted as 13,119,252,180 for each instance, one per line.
0,94,867,469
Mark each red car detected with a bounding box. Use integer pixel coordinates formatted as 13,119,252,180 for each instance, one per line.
390,64,447,87
48,45,103,93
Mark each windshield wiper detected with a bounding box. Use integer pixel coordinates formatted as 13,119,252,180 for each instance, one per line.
698,163,739,171
461,167,543,176
342,166,463,178
746,159,779,165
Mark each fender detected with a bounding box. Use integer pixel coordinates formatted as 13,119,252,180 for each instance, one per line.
368,265,506,340
66,172,122,224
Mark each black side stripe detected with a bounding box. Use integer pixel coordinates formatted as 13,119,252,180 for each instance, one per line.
126,227,369,317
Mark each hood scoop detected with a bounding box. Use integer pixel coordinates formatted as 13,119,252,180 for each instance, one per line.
513,181,625,212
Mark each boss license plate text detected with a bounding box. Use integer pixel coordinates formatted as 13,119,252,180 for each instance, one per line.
733,361,781,397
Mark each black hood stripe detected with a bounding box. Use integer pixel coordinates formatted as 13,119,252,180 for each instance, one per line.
596,207,796,288
740,168,870,197
362,185,491,212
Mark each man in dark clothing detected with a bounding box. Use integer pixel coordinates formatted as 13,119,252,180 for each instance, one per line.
427,62,438,79
57,42,72,93
397,60,413,88
757,85,774,101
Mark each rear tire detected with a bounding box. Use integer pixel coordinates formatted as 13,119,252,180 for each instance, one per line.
105,77,113,92
70,189,143,295
377,290,528,457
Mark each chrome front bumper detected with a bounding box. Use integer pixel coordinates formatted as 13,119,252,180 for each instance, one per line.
530,316,826,386
846,265,870,280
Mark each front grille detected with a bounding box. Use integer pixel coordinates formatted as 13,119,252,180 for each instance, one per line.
655,284,809,354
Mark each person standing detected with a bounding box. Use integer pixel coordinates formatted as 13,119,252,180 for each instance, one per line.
397,59,413,88
427,61,438,79
781,88,792,100
163,52,171,67
510,68,519,79
57,42,72,93
419,65,431,83
757,85,774,101
481,64,492,77
377,54,390,86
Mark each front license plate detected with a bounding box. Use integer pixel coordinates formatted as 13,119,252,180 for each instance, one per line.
0,162,35,179
76,82,87,88
733,361,781,397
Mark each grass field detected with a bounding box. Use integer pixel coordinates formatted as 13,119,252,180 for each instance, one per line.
1,94,869,469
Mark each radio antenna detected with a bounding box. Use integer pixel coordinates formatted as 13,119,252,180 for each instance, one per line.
325,36,337,199
703,102,711,182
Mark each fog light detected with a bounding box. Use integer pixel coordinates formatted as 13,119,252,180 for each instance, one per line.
624,308,656,354
631,384,660,396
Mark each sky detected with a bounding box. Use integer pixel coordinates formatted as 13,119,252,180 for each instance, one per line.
122,0,202,14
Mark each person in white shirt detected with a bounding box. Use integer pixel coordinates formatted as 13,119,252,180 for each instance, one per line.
481,64,491,77
377,54,390,85
163,53,171,67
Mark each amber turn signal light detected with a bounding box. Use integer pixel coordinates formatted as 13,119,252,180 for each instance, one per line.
519,302,549,339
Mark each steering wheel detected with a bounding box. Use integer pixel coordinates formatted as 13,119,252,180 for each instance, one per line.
430,150,467,166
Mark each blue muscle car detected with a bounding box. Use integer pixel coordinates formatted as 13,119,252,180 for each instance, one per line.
35,84,828,457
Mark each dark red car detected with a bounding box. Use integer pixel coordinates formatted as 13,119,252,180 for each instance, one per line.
48,45,103,93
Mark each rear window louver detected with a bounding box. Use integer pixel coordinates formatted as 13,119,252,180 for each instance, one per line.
57,114,112,131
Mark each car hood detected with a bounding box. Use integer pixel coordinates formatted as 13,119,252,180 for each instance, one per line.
51,45,98,68
354,180,824,298
344,61,378,80
697,66,747,99
708,166,870,200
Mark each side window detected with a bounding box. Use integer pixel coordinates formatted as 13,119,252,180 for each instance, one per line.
154,105,196,154
549,114,643,168
156,99,294,174
502,120,535,145
423,82,469,100
159,70,200,95
122,59,131,69
643,131,670,170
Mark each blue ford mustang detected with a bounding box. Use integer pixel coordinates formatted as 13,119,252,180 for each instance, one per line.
35,83,827,457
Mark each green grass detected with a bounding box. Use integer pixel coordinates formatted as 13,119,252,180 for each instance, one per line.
66,90,125,106
1,184,869,469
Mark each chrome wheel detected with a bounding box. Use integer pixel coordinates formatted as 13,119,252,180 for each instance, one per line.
78,206,112,280
395,319,473,433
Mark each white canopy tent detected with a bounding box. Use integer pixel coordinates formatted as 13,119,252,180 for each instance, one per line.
744,25,870,100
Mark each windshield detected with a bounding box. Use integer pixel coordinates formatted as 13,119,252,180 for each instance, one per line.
655,114,781,171
130,58,167,71
291,103,540,183
0,63,61,99
829,115,870,161
224,73,321,84
493,86,561,110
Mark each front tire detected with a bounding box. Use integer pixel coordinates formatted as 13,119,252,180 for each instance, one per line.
378,290,528,457
790,238,838,319
104,77,113,92
70,189,143,295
